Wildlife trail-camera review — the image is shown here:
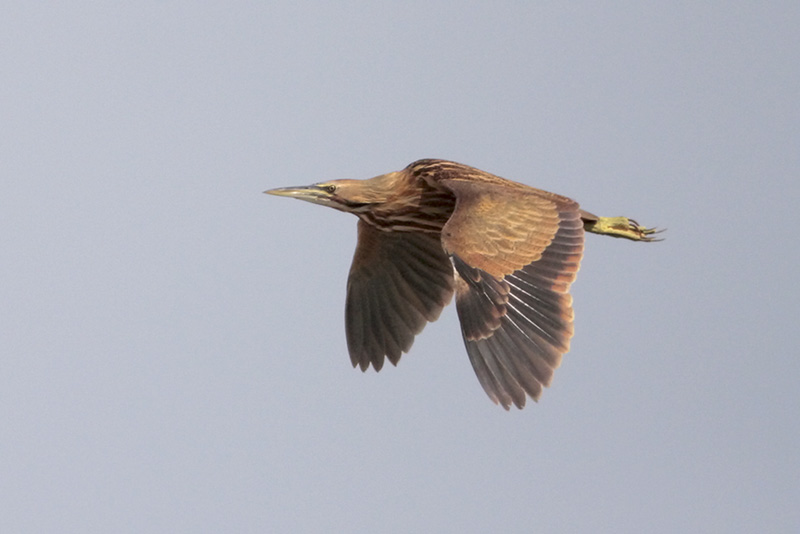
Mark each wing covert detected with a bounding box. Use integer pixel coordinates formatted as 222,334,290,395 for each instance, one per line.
439,179,585,408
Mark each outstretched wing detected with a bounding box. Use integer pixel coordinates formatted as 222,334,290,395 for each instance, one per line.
439,179,584,409
345,220,455,371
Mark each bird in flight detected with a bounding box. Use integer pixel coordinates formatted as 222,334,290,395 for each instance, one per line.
266,159,660,409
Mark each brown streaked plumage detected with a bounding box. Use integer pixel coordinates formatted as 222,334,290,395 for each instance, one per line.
265,159,660,409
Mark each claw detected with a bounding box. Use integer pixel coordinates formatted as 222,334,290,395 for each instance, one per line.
634,225,665,242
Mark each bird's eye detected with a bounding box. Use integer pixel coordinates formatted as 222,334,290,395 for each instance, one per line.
323,184,337,194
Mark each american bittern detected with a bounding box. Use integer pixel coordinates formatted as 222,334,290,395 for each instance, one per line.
266,159,659,409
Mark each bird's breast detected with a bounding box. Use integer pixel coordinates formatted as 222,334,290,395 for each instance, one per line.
357,187,456,234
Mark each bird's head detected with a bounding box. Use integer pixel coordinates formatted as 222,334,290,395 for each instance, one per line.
264,172,404,214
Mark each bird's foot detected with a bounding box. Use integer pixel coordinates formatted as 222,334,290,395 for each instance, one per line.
584,216,663,242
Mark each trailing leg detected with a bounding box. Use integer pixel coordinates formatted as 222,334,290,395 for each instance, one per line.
581,211,661,242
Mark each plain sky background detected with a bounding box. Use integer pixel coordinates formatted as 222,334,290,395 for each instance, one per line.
2,2,798,533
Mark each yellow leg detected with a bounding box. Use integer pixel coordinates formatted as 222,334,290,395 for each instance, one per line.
584,216,662,242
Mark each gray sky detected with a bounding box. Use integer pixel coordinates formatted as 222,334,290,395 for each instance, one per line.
2,2,798,532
